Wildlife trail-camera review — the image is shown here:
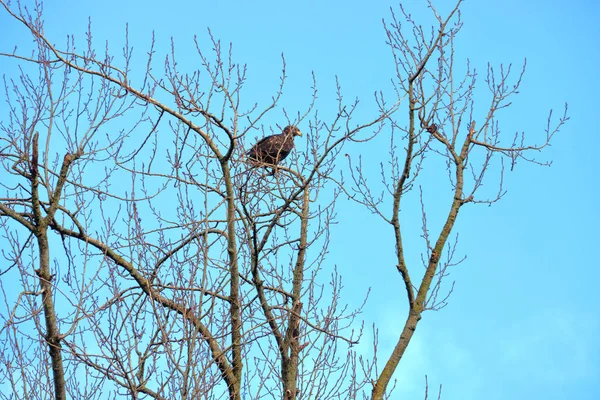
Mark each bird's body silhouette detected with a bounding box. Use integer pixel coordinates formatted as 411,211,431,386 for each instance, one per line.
246,125,302,166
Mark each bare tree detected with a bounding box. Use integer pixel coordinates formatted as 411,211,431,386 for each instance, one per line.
0,1,390,399
0,1,566,399
345,2,568,398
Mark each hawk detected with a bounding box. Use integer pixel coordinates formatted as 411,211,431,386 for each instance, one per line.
246,125,302,166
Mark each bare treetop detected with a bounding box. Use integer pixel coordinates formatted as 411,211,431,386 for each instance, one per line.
0,1,568,400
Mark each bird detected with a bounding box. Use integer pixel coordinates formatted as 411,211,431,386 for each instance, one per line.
246,125,302,167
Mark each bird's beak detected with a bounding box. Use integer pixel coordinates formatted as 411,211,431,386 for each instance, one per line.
296,131,302,137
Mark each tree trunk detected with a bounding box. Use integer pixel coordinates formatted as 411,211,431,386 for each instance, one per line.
35,232,67,400
371,310,420,399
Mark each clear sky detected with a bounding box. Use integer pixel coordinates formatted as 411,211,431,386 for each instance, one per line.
1,0,598,399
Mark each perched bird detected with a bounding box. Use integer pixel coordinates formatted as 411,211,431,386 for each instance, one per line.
246,125,302,166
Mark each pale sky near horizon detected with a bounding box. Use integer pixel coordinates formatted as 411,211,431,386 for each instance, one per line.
1,1,598,399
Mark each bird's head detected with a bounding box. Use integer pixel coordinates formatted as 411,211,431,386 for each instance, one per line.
283,125,302,137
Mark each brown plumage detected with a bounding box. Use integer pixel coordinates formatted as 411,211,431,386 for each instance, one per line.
246,125,302,165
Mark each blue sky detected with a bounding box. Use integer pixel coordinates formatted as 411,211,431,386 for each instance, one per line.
1,0,599,399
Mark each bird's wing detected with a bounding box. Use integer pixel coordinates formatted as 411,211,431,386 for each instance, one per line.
246,134,277,155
